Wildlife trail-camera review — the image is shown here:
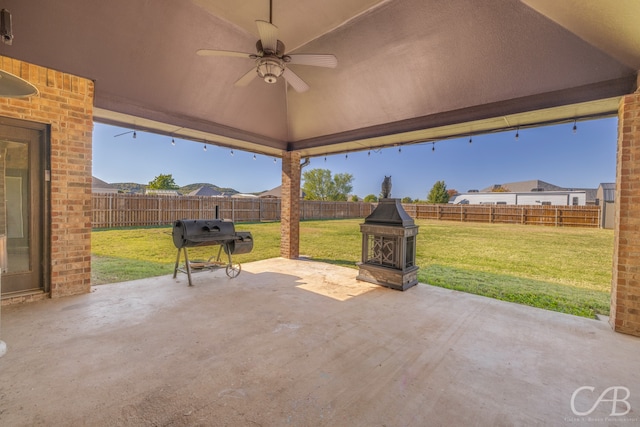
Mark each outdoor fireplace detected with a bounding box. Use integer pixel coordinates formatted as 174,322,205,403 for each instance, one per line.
357,196,419,291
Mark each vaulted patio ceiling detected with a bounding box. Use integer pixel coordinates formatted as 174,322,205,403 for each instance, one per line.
3,0,638,157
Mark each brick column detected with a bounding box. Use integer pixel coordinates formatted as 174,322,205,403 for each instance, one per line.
0,56,93,301
280,151,301,259
611,86,640,336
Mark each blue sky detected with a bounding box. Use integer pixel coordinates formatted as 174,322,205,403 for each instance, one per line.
92,117,617,200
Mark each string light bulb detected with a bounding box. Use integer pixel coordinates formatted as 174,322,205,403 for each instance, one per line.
515,127,520,141
368,151,371,157
253,154,256,160
203,144,207,151
398,147,402,154
230,150,234,156
171,137,175,146
432,142,435,152
324,156,327,162
469,136,472,144
572,120,577,134
345,154,348,160
133,131,137,139
273,157,277,164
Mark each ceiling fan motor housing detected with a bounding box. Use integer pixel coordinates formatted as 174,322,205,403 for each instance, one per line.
256,57,284,83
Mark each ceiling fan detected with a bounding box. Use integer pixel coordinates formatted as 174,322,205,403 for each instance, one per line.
196,2,337,93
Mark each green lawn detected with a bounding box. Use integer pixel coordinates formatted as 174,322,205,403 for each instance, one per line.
91,219,614,318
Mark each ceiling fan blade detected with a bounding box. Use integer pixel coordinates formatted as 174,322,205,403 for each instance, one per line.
256,20,278,53
287,54,338,68
282,68,309,93
234,68,258,87
196,49,253,58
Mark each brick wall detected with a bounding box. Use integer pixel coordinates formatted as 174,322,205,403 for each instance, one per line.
0,56,94,300
280,151,301,258
611,90,640,337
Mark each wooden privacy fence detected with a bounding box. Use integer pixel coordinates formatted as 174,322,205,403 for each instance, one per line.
92,194,600,228
92,193,375,228
401,204,601,227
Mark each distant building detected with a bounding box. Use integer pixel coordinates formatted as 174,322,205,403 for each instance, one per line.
92,176,119,194
187,186,222,197
597,183,616,229
481,180,564,193
259,185,305,199
451,179,606,206
450,190,587,206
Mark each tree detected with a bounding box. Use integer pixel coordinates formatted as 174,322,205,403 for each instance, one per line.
363,194,378,203
350,195,359,202
147,173,179,190
302,168,354,201
402,196,413,203
427,180,450,204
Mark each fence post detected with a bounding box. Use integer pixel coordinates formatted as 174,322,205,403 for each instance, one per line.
555,207,558,227
598,205,601,228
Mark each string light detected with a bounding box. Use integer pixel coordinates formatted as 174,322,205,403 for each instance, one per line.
113,130,137,139
345,154,348,159
572,120,577,134
324,156,327,162
469,136,472,144
368,151,371,157
515,127,519,141
253,154,257,160
432,142,435,152
171,137,175,146
230,150,234,156
203,144,207,151
398,147,402,153
273,157,277,163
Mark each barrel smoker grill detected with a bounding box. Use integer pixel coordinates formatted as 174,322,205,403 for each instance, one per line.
172,219,253,286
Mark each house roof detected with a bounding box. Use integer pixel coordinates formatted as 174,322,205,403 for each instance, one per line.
3,1,638,158
599,182,616,202
187,186,223,197
92,176,119,193
260,186,305,198
92,176,114,189
481,180,564,193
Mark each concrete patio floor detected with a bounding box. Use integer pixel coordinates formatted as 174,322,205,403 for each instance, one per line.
0,258,638,426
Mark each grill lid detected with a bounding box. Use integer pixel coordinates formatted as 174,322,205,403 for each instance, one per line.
364,198,415,227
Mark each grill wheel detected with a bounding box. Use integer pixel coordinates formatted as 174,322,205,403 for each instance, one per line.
226,263,241,278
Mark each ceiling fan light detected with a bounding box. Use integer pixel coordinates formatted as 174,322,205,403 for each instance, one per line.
257,58,284,84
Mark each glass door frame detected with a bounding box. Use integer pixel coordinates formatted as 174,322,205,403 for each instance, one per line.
0,116,50,296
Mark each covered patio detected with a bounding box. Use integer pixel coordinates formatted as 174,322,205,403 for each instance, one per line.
1,2,639,335
0,4,639,423
1,258,639,425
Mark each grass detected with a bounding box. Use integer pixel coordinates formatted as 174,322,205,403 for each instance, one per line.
91,219,614,318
